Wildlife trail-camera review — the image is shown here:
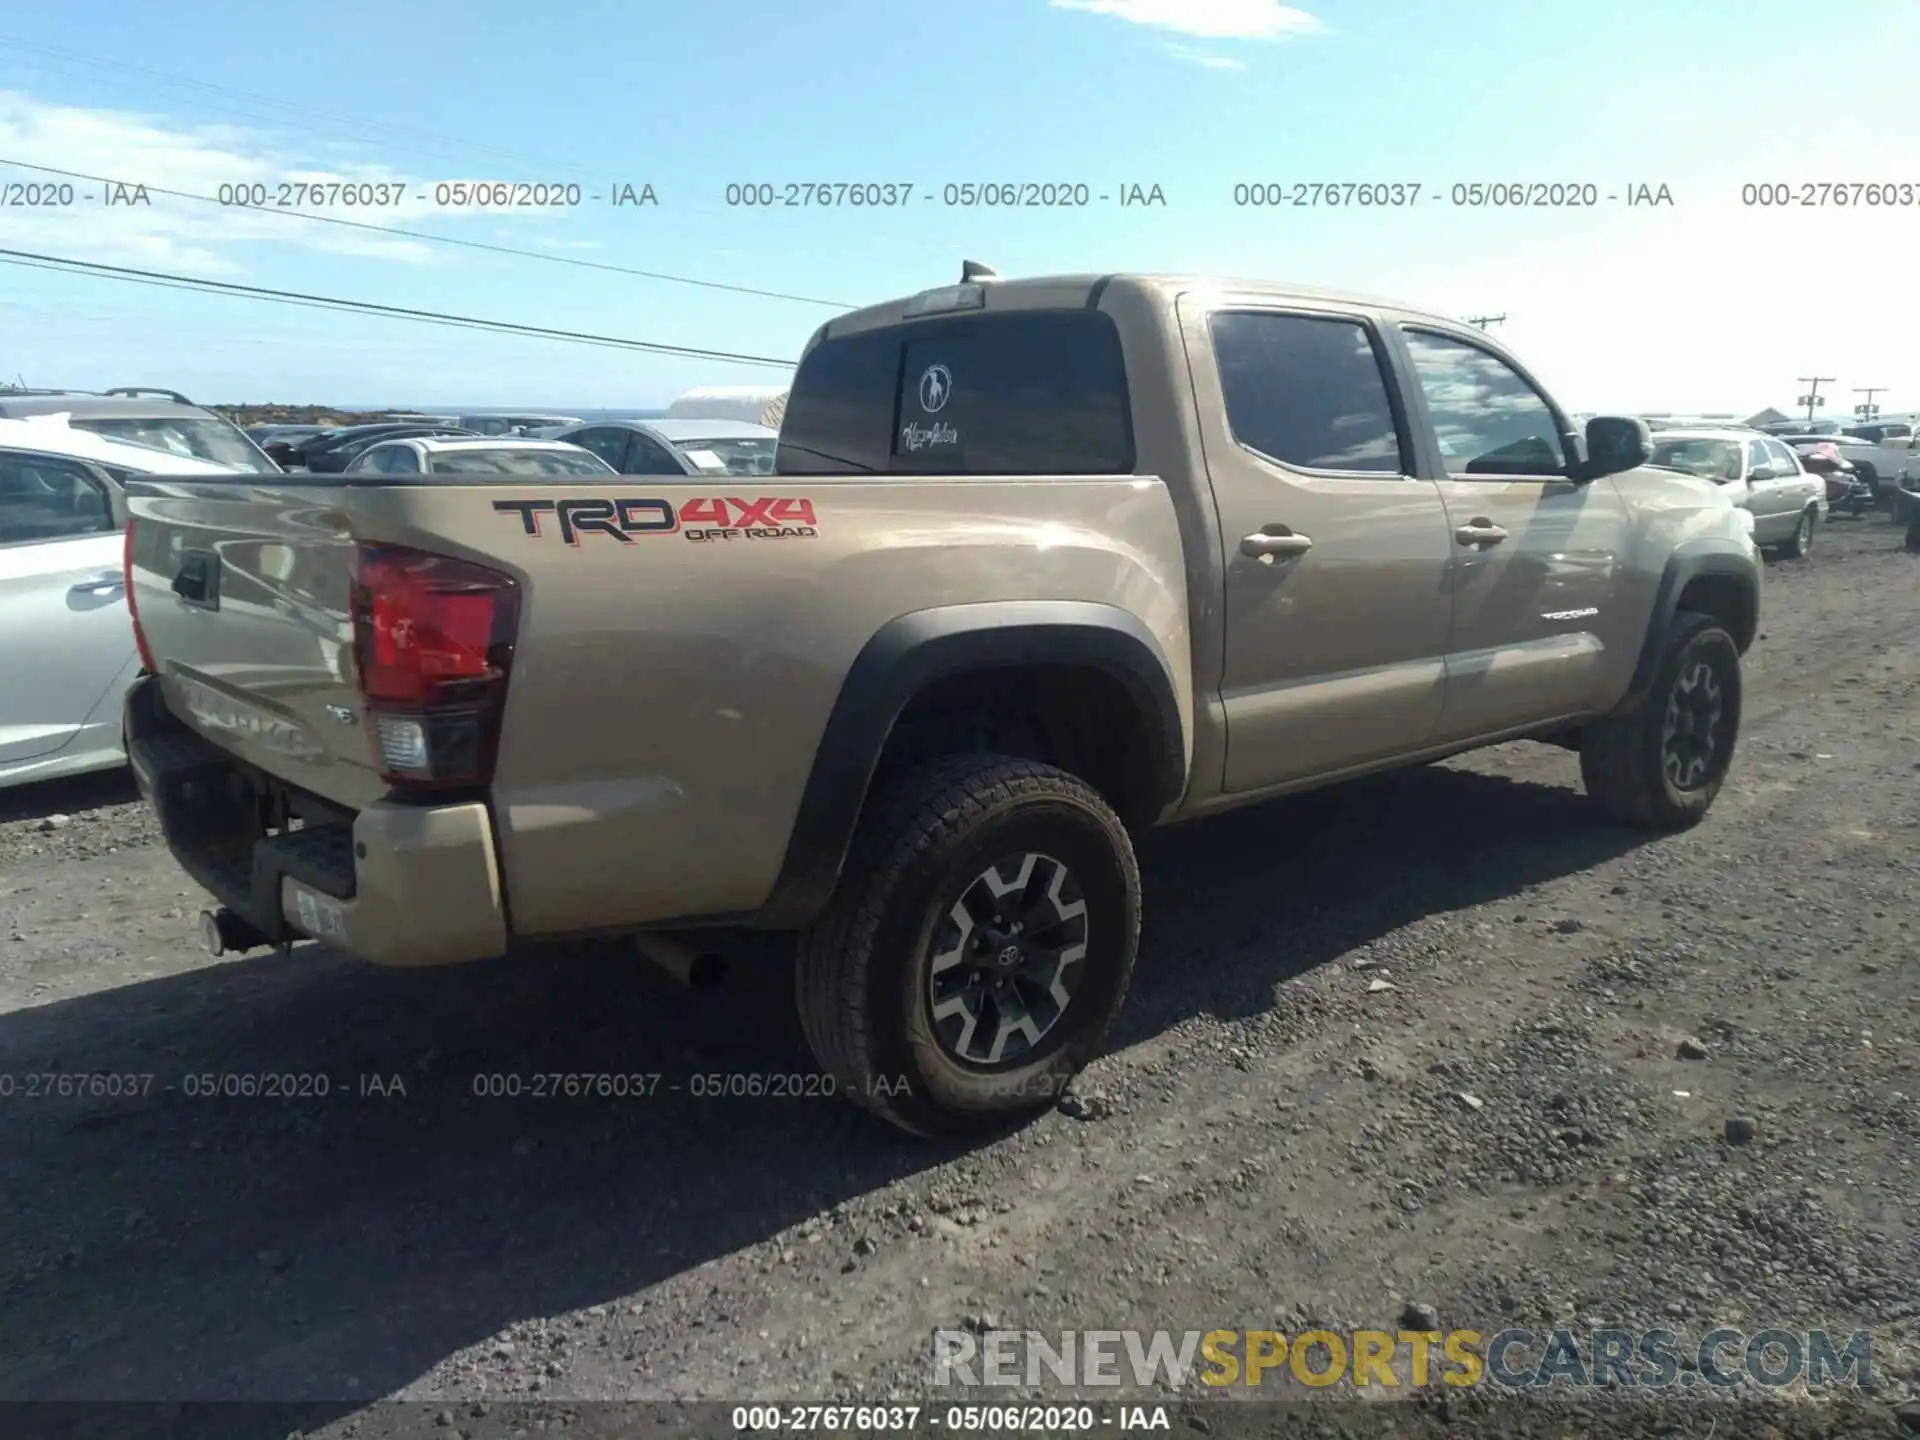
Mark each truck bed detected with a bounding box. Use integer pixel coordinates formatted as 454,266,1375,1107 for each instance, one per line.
123,470,1190,945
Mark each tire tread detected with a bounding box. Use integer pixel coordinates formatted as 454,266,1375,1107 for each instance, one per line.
1581,609,1737,831
796,754,1136,1135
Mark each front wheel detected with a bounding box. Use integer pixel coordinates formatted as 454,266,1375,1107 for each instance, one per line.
796,755,1141,1137
1580,610,1742,830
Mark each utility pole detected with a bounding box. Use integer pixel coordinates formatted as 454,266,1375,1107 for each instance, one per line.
1852,386,1885,423
1796,376,1835,423
1465,313,1506,330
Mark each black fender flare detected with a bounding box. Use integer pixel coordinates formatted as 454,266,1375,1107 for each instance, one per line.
756,600,1187,929
1609,539,1759,717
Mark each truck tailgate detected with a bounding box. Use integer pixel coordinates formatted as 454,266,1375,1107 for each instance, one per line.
123,476,385,811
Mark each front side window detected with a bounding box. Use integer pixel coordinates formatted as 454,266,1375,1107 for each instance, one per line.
1209,311,1406,474
1650,437,1743,482
778,309,1133,475
1402,329,1567,477
0,452,115,544
1764,439,1803,474
1747,439,1772,476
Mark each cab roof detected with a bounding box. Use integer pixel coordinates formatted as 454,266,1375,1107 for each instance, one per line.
820,270,1431,342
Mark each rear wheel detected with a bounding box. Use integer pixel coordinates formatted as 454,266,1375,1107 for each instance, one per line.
796,755,1140,1137
1778,506,1815,558
1580,610,1742,830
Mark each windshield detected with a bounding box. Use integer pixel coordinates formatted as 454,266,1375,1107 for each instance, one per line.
670,436,779,476
428,448,615,476
1649,437,1742,481
69,416,277,473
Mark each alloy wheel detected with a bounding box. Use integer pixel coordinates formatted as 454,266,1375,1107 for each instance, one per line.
1661,660,1725,791
926,852,1089,1067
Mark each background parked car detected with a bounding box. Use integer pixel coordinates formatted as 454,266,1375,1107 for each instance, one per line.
0,417,238,790
551,419,778,476
286,424,481,473
1760,418,1845,437
0,388,279,474
245,423,334,451
342,436,618,477
1782,439,1874,516
1648,426,1825,556
455,413,583,437
1774,430,1912,502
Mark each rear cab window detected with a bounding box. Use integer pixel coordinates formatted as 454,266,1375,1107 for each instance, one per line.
777,310,1134,475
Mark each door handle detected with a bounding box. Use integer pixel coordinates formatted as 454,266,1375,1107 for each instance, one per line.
1240,529,1314,560
69,576,125,597
1454,521,1509,548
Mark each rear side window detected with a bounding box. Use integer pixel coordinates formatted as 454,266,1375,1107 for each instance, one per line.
777,310,1134,475
1209,311,1407,474
429,449,616,476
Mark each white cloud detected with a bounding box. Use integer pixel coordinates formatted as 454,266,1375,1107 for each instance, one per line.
1051,0,1325,42
0,91,465,274
1166,45,1249,70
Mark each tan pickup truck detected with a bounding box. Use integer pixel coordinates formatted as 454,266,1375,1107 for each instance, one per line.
122,267,1762,1136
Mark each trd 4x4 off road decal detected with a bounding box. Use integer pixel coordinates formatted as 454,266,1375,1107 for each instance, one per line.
493,496,818,545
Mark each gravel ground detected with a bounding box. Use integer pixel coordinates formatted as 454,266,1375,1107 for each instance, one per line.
0,519,1916,1440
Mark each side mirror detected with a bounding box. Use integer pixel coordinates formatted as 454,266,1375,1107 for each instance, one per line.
1747,467,1775,483
1572,415,1653,482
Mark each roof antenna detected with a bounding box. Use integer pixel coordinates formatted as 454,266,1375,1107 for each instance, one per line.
960,260,999,283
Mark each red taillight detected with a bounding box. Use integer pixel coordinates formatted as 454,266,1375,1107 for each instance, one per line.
349,543,520,789
124,521,157,674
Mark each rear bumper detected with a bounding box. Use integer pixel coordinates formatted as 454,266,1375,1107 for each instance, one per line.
125,675,507,966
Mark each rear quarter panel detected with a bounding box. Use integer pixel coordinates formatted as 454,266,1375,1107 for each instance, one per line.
375,476,1192,936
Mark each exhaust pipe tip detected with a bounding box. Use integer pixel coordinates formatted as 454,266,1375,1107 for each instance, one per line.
199,907,271,958
633,933,727,991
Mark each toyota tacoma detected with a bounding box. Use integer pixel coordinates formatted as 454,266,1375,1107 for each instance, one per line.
121,267,1762,1136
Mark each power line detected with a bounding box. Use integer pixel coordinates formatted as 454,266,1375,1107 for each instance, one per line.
1465,313,1506,330
0,35,588,178
0,246,797,368
1795,376,1836,422
0,158,855,309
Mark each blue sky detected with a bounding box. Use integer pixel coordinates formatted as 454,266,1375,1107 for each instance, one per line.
1,0,1917,414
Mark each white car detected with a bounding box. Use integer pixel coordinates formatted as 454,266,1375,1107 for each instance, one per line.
1647,427,1826,556
0,416,235,790
341,435,619,476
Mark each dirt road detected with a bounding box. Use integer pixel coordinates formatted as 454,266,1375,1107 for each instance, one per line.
2,520,1915,1439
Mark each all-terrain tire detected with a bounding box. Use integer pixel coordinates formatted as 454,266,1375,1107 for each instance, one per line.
1777,505,1816,558
1580,610,1742,830
796,754,1141,1137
